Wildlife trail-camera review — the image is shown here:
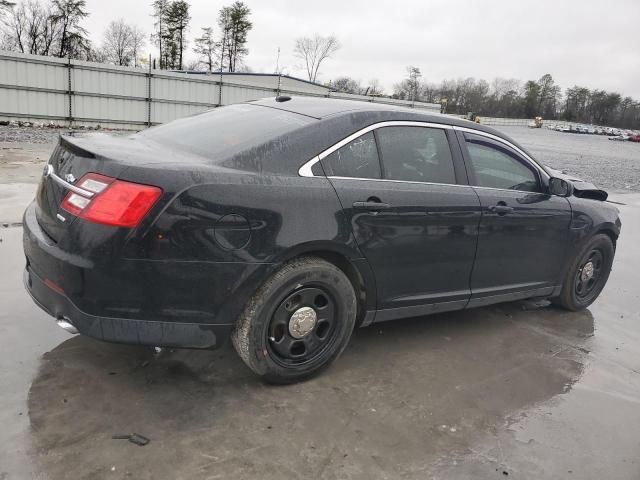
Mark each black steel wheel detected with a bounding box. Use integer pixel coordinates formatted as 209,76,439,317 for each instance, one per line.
553,233,615,311
267,287,339,366
574,249,604,300
232,256,357,384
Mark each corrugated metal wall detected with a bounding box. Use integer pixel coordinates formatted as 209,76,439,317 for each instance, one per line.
0,50,441,130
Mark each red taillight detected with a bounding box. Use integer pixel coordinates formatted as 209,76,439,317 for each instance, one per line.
44,278,65,295
61,173,162,228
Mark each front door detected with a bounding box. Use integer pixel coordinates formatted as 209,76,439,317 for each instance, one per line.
458,132,571,307
321,125,482,320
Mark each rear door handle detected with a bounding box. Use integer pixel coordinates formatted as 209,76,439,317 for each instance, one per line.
353,201,390,211
488,204,514,215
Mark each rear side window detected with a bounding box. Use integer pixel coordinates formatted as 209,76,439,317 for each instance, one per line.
321,132,381,179
376,126,455,184
137,104,313,160
465,137,541,192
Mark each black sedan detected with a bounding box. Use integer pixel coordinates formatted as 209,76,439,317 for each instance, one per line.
23,97,621,383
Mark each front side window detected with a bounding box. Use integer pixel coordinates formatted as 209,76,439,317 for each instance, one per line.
376,126,456,184
465,137,541,192
321,131,381,179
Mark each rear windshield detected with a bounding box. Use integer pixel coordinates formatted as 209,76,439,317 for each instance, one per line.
136,104,314,160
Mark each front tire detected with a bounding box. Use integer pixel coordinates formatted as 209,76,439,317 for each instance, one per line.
552,233,615,311
232,256,357,384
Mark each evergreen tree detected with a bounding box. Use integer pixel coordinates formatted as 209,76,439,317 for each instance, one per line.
164,0,189,70
217,1,251,72
151,0,170,69
50,0,89,58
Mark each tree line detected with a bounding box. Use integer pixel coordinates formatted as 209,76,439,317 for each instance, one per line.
0,0,90,58
1,1,638,129
0,0,253,71
332,67,640,129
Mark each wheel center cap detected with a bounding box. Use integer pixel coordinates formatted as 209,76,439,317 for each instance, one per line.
581,262,595,281
289,307,317,339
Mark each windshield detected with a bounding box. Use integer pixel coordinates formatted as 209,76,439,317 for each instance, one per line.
136,103,314,160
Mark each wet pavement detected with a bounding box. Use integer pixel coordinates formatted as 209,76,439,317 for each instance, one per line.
1,195,639,479
1,126,640,479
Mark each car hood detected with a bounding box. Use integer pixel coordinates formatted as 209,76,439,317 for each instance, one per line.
545,166,608,201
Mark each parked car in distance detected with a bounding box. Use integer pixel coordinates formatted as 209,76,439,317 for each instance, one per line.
23,97,622,383
609,134,630,141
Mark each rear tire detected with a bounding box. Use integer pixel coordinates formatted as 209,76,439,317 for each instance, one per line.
232,256,357,384
552,234,615,311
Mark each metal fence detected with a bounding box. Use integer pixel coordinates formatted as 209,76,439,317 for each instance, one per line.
476,117,534,127
0,50,441,130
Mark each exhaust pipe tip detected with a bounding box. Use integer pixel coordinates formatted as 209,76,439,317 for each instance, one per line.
56,318,79,335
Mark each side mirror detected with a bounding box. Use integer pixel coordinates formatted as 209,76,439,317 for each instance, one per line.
548,177,573,197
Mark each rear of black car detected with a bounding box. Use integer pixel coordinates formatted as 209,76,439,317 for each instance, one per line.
23,135,231,348
22,103,320,349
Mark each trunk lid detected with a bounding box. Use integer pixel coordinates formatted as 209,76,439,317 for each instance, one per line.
35,134,160,241
35,132,216,242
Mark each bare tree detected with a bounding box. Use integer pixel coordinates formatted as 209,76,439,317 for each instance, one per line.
130,25,145,67
0,0,15,13
331,76,362,94
193,26,216,72
407,66,421,102
2,1,58,55
102,19,133,66
294,34,340,83
367,78,384,96
393,66,426,101
2,1,27,52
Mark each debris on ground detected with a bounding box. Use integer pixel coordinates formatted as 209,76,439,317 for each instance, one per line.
520,298,551,311
112,433,150,446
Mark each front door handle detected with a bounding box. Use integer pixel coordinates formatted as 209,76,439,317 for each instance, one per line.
488,203,514,215
353,200,390,211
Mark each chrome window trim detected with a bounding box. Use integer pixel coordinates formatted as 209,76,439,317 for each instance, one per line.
297,120,549,187
44,164,95,197
326,175,472,189
298,121,453,177
327,176,546,195
468,185,549,194
298,156,319,177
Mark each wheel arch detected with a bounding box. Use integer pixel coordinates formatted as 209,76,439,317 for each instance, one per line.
273,241,377,327
593,225,619,249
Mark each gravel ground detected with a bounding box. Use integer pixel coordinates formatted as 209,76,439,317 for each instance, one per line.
498,126,640,192
0,125,133,144
0,124,638,192
0,126,132,184
0,126,68,144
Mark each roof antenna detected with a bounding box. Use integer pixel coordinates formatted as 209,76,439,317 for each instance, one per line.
275,47,282,98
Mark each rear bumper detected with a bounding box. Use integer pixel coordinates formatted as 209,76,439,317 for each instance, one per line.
24,265,231,348
22,201,251,349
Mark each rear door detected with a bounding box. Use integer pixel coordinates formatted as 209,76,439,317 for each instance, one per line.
457,131,571,306
319,122,482,320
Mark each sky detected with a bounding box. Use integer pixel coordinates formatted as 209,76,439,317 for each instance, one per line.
83,0,640,98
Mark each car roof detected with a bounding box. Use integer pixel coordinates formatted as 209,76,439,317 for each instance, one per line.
250,96,512,140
